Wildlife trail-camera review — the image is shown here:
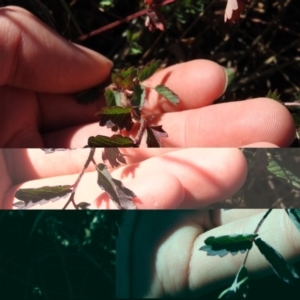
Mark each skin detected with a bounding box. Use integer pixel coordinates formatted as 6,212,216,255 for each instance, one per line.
117,209,300,297
0,6,299,298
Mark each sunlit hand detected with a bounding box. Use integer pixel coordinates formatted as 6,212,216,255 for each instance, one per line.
0,147,257,209
0,6,295,147
116,209,300,297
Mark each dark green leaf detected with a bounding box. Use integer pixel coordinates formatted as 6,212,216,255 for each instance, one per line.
96,163,136,209
14,185,73,209
96,106,134,131
218,265,249,299
254,238,300,284
154,85,179,105
76,202,91,210
146,125,168,147
132,82,146,107
267,156,300,189
138,60,161,81
200,234,257,257
88,135,136,147
102,148,127,168
286,209,300,233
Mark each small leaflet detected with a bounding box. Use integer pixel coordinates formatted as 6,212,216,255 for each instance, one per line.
199,234,257,257
96,163,136,209
14,185,73,209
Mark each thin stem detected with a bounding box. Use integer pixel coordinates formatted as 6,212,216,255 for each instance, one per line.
77,0,175,41
135,117,147,147
63,148,96,209
243,209,273,265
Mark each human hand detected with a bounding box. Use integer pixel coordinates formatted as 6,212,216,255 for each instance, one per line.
116,209,300,298
0,7,295,147
1,147,258,209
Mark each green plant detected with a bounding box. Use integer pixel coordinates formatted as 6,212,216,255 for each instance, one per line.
200,209,300,299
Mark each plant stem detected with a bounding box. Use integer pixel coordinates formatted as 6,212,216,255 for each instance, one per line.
63,148,96,209
243,209,273,265
135,117,147,146
77,0,176,41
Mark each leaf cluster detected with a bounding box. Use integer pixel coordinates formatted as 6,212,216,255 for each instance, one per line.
87,60,179,148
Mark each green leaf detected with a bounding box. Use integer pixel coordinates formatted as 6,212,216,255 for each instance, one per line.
286,209,300,234
138,60,161,81
218,265,249,299
267,156,300,189
96,163,136,209
154,85,179,105
102,148,127,168
14,185,73,209
87,135,136,147
224,67,236,87
200,234,258,257
146,125,168,147
266,89,281,102
96,106,134,131
254,238,300,284
132,82,146,107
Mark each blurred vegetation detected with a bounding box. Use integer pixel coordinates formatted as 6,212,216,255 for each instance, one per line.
0,211,123,299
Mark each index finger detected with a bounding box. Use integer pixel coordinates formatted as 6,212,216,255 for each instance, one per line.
0,6,112,93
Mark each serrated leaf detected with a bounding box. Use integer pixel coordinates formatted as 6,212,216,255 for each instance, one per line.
286,209,300,233
96,163,136,209
200,234,257,257
102,148,127,168
267,156,300,189
254,238,300,284
138,60,161,81
218,265,249,299
146,125,168,147
96,106,134,131
154,85,179,105
132,82,146,107
88,135,136,147
14,185,73,209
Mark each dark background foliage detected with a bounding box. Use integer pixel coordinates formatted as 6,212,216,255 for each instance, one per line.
0,211,122,299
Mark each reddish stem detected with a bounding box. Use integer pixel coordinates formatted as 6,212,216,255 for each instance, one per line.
77,0,176,41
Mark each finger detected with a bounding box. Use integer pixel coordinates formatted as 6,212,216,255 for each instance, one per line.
146,210,300,297
142,59,227,113
4,148,178,183
111,148,247,208
0,150,12,208
40,59,226,136
153,98,295,147
7,170,184,209
0,6,112,93
42,97,294,148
